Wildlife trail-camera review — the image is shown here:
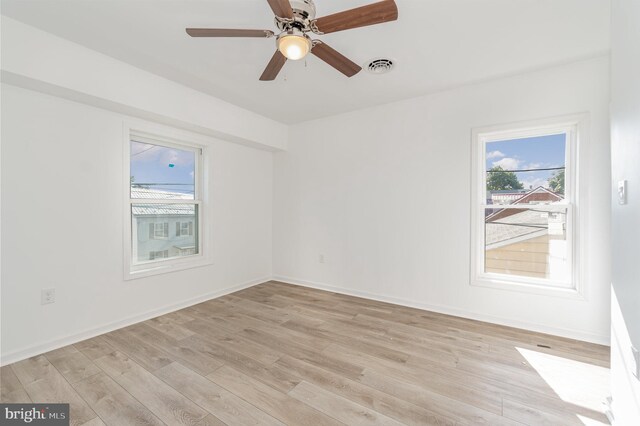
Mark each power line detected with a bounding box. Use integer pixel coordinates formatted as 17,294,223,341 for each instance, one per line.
132,183,194,186
486,207,566,214
487,222,548,229
131,145,156,157
487,166,565,173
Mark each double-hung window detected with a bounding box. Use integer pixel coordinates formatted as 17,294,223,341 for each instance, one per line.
471,116,583,295
126,131,205,278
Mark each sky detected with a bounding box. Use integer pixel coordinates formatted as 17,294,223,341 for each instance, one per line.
130,141,195,197
485,133,566,190
129,135,564,197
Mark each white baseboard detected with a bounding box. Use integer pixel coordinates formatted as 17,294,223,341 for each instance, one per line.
0,276,271,366
273,275,610,346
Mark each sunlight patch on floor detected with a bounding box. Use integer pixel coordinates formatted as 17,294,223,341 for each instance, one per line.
576,414,609,425
517,347,610,416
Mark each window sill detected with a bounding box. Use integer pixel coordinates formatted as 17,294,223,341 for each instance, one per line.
471,276,584,300
125,256,213,281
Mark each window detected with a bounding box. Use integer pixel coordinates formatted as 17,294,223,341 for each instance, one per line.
125,129,206,278
471,117,583,295
151,222,169,239
178,221,193,237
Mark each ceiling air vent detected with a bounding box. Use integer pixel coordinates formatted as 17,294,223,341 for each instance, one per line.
366,58,394,74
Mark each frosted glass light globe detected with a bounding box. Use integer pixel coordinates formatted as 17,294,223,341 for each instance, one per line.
278,34,311,60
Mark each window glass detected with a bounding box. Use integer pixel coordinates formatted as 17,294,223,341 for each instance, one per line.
476,129,573,289
130,141,195,199
485,134,566,204
484,205,569,281
132,204,199,263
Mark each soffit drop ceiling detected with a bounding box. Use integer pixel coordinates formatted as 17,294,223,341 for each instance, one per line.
1,0,610,124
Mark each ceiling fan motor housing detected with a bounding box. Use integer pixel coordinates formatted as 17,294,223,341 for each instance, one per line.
290,0,316,20
276,0,316,32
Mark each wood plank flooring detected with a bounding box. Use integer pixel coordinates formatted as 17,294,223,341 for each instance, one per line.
0,281,610,425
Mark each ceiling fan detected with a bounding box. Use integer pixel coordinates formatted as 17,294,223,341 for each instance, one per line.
186,0,398,81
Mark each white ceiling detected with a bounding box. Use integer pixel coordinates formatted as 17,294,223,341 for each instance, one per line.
1,0,610,124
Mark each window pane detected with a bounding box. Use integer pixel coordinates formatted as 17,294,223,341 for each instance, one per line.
130,141,195,200
132,204,199,263
486,134,566,205
484,205,569,282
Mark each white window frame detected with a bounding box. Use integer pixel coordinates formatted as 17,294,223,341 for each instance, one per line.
123,122,212,280
470,114,588,299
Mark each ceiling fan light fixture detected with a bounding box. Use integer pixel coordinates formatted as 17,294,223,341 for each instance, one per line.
277,30,312,60
186,0,399,80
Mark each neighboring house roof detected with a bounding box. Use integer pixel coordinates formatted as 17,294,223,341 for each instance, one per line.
509,186,563,204
131,187,193,200
485,186,565,249
485,209,551,247
487,189,528,203
486,186,563,222
490,189,529,194
131,187,195,216
489,189,529,197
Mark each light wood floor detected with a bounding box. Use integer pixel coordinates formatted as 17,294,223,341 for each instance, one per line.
1,281,610,425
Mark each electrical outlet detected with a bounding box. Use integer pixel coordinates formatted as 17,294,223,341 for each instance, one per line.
319,254,325,264
632,346,639,380
41,288,55,305
618,180,627,205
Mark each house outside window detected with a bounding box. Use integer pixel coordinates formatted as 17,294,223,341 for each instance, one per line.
471,116,585,296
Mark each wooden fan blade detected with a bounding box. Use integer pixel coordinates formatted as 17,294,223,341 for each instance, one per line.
311,42,362,77
260,50,287,81
266,0,293,18
186,28,274,38
312,0,398,34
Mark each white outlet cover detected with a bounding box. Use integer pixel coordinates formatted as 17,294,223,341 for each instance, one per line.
618,180,627,205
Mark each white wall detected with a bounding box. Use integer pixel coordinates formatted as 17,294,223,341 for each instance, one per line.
1,16,287,151
610,0,640,422
0,84,273,363
274,56,611,344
